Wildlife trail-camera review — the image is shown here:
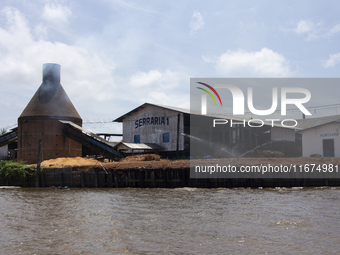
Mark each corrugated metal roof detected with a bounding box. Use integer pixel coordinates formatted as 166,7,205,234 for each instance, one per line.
59,120,118,147
114,142,164,150
113,102,297,129
113,102,246,122
0,130,18,147
296,115,340,131
113,103,190,122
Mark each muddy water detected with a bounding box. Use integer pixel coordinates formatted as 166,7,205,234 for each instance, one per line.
0,187,339,254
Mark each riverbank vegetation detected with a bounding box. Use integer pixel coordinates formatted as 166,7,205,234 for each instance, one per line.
0,160,35,183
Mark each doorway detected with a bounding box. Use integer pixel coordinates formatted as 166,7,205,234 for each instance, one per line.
323,139,334,157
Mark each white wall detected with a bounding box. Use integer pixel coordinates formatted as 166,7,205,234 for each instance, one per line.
122,105,184,151
0,145,8,160
301,123,340,157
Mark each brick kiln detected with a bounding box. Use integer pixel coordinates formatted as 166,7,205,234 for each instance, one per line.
17,63,82,164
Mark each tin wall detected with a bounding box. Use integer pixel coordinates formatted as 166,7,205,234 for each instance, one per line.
122,105,185,151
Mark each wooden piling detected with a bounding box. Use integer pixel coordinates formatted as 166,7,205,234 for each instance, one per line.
151,171,155,188
162,170,168,188
108,170,113,187
36,140,42,187
113,171,118,188
139,170,144,188
81,171,85,188
41,172,45,187
3,166,340,188
94,169,98,188
59,172,63,187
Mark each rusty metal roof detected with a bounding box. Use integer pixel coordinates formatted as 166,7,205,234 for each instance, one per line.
19,84,81,120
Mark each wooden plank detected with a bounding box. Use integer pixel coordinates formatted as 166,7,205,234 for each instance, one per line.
81,171,85,188
114,171,118,188
59,172,63,187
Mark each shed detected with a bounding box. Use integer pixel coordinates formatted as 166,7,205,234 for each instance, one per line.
114,142,164,155
297,115,340,157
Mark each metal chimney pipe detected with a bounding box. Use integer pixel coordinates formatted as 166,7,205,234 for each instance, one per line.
39,63,61,104
42,63,60,83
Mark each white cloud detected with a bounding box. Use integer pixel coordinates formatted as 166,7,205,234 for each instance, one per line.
34,23,48,40
329,24,340,36
190,11,204,34
129,70,163,87
294,20,314,34
42,3,72,25
292,20,321,40
111,0,169,17
0,6,192,132
291,21,340,40
204,48,292,77
0,7,116,113
324,53,340,68
146,91,189,109
123,68,189,108
129,69,184,89
0,7,31,47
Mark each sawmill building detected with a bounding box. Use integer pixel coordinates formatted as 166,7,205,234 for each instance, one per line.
113,103,297,158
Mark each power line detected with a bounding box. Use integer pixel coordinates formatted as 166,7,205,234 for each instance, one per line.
83,120,121,125
2,103,340,130
240,103,340,115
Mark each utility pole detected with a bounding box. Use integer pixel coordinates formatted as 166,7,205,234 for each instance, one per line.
36,140,42,187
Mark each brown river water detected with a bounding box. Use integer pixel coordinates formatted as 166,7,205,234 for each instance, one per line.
0,187,339,254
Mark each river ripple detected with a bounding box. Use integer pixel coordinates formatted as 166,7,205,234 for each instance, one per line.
0,187,339,254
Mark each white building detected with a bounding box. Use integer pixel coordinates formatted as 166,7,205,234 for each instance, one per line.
297,115,340,157
114,103,297,158
114,103,188,157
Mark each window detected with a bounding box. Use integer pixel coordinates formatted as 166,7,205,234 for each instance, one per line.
163,133,169,143
134,135,140,143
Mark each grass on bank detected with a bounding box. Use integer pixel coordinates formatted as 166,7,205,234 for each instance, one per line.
0,160,35,183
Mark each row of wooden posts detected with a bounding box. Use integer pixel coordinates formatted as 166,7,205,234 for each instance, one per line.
24,141,339,188
29,168,340,188
37,168,188,188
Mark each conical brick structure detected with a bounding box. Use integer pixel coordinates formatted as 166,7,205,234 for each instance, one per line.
17,63,82,163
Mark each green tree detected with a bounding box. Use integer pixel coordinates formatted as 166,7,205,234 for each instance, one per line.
0,128,7,136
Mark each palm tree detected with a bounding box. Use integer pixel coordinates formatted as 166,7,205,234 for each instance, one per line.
0,128,7,136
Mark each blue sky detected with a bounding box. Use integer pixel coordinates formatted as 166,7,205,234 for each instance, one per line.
1,0,340,134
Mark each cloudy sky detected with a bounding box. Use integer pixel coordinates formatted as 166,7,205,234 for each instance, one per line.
1,0,340,134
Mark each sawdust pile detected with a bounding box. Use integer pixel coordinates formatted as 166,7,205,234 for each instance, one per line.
36,155,340,171
41,157,101,168
40,154,164,169
256,150,285,158
121,154,161,162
